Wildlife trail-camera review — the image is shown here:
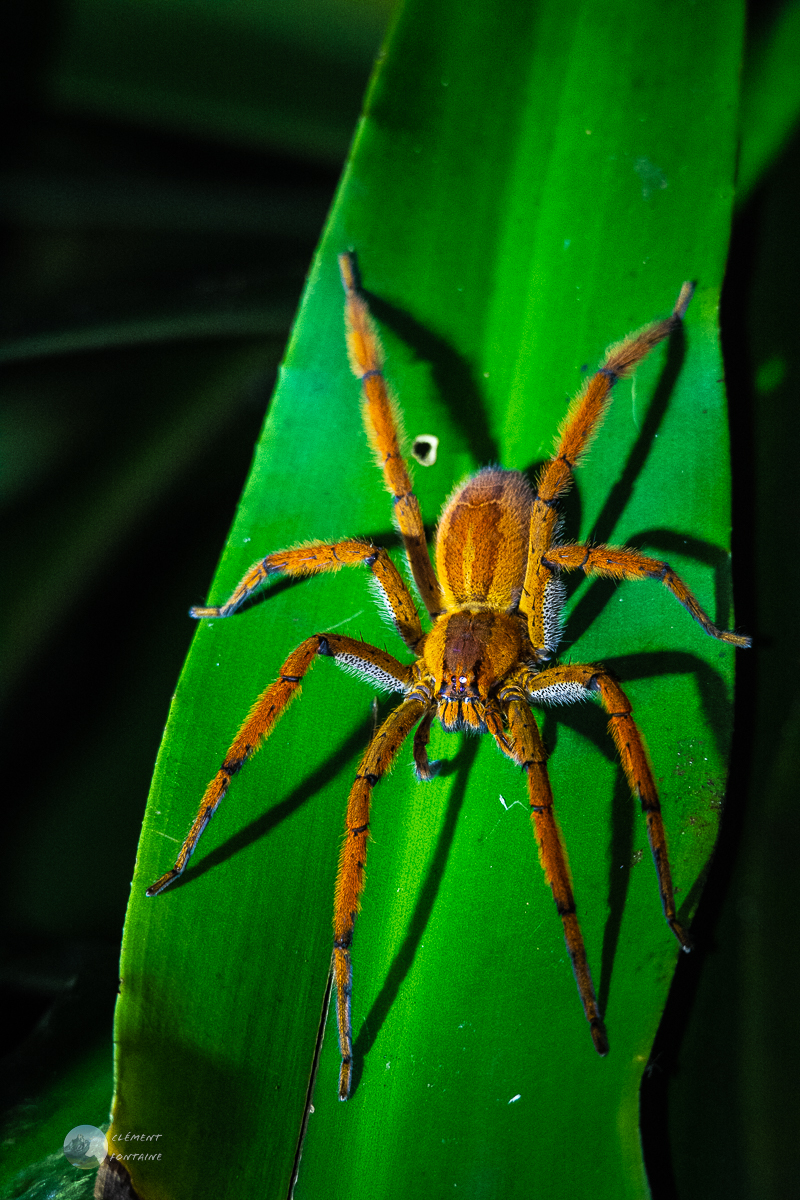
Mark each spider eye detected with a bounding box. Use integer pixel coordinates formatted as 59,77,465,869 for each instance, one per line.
459,676,467,684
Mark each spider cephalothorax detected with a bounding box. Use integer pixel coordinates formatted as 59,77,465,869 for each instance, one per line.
148,253,749,1099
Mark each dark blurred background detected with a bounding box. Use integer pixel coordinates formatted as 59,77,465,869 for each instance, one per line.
0,0,391,1167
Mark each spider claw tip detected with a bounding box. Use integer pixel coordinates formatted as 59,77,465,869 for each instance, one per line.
590,1021,609,1056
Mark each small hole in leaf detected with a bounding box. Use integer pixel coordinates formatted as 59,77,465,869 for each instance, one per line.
411,435,439,466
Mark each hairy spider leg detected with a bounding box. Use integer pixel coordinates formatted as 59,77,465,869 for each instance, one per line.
544,542,751,647
521,663,691,951
497,686,608,1053
334,693,429,1100
191,539,425,652
146,634,413,897
412,709,440,780
522,283,695,654
339,251,444,620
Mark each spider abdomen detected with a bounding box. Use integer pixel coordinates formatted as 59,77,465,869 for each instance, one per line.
435,467,533,611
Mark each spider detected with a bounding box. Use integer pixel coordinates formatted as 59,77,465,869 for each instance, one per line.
147,253,750,1100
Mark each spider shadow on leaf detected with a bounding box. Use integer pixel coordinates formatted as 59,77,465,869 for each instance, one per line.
602,650,734,792
347,641,727,1083
371,278,728,683
521,305,690,624
151,709,379,893
565,532,738,653
349,734,480,1098
556,311,688,549
365,289,500,468
155,264,743,1105
214,290,729,1075
540,647,732,1017
223,531,427,619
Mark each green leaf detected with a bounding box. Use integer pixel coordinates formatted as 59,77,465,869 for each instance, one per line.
737,0,800,203
112,1,745,1196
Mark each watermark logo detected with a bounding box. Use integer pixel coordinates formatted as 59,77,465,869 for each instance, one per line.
108,1131,163,1161
63,1125,108,1169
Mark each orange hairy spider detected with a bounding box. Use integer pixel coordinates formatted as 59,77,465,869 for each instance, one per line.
148,253,750,1100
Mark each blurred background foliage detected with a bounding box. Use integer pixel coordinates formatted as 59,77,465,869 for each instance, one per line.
1,1,799,1197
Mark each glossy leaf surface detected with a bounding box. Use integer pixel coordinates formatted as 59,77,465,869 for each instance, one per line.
112,1,745,1196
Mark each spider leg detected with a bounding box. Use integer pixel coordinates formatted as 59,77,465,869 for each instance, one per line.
544,542,751,647
412,709,441,780
521,283,694,654
146,634,413,897
494,689,608,1054
522,663,692,952
191,538,425,652
339,252,444,620
334,693,429,1100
